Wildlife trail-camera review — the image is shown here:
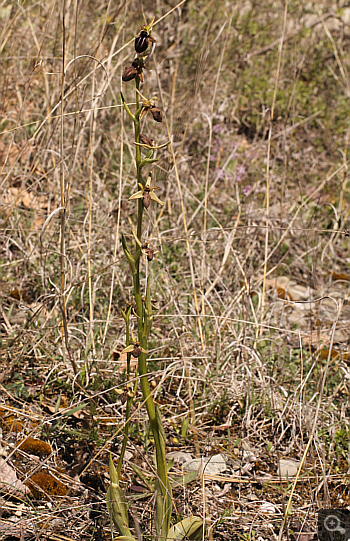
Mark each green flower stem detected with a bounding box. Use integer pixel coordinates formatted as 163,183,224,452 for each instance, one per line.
120,69,169,531
112,23,201,539
132,76,169,502
135,79,144,245
133,77,144,322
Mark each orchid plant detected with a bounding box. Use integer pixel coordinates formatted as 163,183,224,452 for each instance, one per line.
106,18,204,541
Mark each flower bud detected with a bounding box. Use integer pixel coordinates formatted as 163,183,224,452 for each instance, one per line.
135,31,149,53
139,134,154,147
150,106,163,122
122,66,138,82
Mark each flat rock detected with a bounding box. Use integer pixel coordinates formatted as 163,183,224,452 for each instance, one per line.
182,454,226,475
278,458,300,478
0,458,30,496
259,501,277,514
167,451,193,465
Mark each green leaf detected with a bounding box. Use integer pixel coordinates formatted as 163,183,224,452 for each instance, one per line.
155,405,167,456
145,149,154,159
109,453,118,485
120,306,131,325
167,516,204,540
127,491,152,501
155,478,164,538
62,402,88,416
130,463,155,493
107,455,134,538
169,470,198,489
54,394,61,414
120,92,136,123
121,233,136,274
181,417,189,437
167,458,175,472
139,157,159,168
155,478,172,541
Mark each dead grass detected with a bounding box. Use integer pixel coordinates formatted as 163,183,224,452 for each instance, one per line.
1,0,350,539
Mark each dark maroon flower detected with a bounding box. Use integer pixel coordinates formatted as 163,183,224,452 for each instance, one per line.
150,106,163,122
135,31,149,53
139,134,154,147
122,66,138,82
132,344,142,358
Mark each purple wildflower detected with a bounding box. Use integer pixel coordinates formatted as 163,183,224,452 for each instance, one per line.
242,185,252,196
212,139,220,153
215,168,225,180
235,164,246,182
213,124,222,134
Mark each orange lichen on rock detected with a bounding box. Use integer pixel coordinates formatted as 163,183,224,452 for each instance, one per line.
25,472,67,499
0,408,24,433
331,271,350,281
19,437,52,456
319,348,350,360
1,417,24,433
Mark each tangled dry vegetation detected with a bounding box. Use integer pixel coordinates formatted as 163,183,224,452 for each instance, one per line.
2,0,350,539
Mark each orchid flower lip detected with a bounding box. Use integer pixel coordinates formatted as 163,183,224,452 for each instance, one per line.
128,173,164,207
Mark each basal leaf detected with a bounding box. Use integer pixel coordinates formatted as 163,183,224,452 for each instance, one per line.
62,402,88,416
107,456,134,538
130,463,155,493
169,470,198,488
167,516,204,541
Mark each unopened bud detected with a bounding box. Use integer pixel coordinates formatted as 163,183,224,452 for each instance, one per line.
122,66,138,82
150,106,163,122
